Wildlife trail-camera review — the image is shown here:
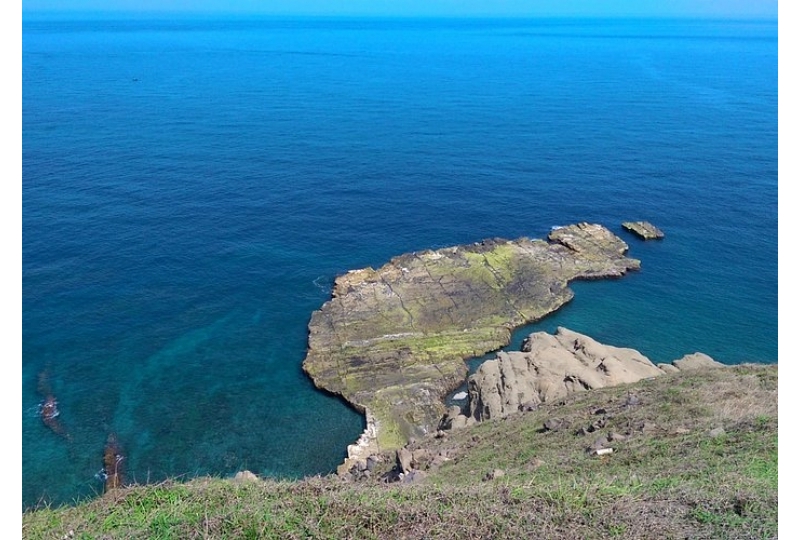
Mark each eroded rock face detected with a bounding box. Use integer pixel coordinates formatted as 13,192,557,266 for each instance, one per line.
467,327,665,421
302,223,641,470
465,328,724,423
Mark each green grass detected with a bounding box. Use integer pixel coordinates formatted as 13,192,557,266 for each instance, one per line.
23,364,778,540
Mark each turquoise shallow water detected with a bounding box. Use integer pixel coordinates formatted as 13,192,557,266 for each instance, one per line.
22,16,777,509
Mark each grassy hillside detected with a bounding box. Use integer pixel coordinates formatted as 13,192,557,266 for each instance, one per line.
22,364,778,540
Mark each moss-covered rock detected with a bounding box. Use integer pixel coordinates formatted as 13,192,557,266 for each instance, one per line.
302,223,641,470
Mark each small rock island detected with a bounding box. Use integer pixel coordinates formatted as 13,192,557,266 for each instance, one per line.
621,221,665,240
303,223,642,472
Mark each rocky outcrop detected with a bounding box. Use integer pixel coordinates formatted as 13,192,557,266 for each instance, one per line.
467,328,663,421
233,471,260,483
464,327,723,423
671,352,725,371
622,221,664,240
302,223,641,472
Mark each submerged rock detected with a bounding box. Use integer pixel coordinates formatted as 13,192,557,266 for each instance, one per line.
37,367,70,440
302,223,641,471
102,434,125,493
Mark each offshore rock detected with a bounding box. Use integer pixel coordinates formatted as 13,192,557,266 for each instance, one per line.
302,223,640,471
621,221,665,240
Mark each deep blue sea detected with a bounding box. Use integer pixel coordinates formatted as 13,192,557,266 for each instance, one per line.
22,16,778,510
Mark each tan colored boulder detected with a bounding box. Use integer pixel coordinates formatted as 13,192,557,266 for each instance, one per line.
657,363,681,374
468,327,665,421
233,471,259,483
396,447,413,474
672,352,725,371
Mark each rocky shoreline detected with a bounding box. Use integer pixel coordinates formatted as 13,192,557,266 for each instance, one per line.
302,222,647,473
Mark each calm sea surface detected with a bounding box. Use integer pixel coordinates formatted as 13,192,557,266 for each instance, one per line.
22,16,777,509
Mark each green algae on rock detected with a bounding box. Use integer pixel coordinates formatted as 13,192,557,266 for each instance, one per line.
302,223,641,472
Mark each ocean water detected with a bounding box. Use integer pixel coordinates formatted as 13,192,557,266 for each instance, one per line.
22,16,778,510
